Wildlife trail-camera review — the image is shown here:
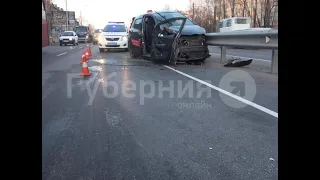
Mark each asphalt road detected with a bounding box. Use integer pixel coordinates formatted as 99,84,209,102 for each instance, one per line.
208,46,273,61
42,44,278,180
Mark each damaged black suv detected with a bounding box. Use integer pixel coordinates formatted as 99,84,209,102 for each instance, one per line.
128,10,210,64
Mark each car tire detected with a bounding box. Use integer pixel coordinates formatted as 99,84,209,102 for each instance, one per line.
73,41,76,46
129,44,140,58
99,48,104,52
125,48,128,52
60,43,62,46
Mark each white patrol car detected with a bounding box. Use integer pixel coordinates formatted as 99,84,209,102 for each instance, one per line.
98,22,128,52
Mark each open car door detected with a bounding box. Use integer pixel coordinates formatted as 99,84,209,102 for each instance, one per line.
151,17,186,63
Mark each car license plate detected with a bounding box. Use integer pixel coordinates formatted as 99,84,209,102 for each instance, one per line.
63,40,68,42
107,42,117,45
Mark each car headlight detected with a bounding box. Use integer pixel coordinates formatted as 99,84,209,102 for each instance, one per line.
121,36,128,41
69,37,72,40
99,36,104,42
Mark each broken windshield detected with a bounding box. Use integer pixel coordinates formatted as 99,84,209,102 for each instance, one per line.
154,12,194,26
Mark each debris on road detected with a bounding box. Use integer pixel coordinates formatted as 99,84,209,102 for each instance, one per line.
209,147,213,150
269,158,275,161
224,58,253,67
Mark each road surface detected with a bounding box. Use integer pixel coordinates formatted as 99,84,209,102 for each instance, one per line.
42,44,278,180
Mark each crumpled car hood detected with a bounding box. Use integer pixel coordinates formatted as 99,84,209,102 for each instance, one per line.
169,25,206,35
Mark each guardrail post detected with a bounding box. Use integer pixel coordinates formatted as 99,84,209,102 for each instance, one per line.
271,50,278,74
221,46,227,63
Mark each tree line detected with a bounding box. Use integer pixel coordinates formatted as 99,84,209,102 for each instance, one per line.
180,0,278,32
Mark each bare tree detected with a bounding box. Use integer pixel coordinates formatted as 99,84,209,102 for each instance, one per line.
185,0,274,32
230,0,236,17
253,0,258,27
264,0,271,27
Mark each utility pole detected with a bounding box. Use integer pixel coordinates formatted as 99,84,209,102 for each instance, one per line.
65,0,68,30
80,11,82,25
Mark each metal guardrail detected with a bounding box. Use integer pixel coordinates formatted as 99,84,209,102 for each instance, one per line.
205,30,278,73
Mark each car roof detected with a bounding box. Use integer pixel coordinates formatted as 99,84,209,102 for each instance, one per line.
107,22,125,25
63,31,74,33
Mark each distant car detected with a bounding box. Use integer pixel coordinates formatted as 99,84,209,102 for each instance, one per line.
75,26,91,43
98,22,128,52
93,29,103,44
59,31,78,46
128,10,210,64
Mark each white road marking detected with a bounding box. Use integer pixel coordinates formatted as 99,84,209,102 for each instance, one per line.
209,53,270,62
163,65,278,118
57,52,67,56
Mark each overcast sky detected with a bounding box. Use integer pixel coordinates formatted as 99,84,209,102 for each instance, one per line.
54,0,190,28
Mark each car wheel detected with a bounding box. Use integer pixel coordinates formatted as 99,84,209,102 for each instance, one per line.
73,42,76,46
99,48,104,52
125,48,128,52
129,44,139,58
60,43,62,46
129,48,136,57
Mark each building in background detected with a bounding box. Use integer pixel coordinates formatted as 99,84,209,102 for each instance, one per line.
49,4,77,43
51,10,77,31
42,0,49,47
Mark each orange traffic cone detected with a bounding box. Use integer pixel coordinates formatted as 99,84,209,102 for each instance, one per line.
81,51,85,63
85,48,92,59
80,55,91,76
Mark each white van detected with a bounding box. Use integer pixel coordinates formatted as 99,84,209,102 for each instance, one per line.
218,17,251,32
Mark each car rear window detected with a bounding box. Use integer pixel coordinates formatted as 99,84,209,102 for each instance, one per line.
76,26,88,32
103,25,126,32
235,18,249,24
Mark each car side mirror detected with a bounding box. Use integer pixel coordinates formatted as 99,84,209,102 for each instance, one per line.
74,34,77,36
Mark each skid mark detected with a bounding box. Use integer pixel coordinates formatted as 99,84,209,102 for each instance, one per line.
43,72,52,87
45,109,76,136
43,85,56,101
105,108,126,135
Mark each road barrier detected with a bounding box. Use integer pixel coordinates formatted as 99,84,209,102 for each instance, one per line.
205,29,278,73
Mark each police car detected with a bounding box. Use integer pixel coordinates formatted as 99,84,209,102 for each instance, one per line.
128,10,210,64
98,22,128,52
